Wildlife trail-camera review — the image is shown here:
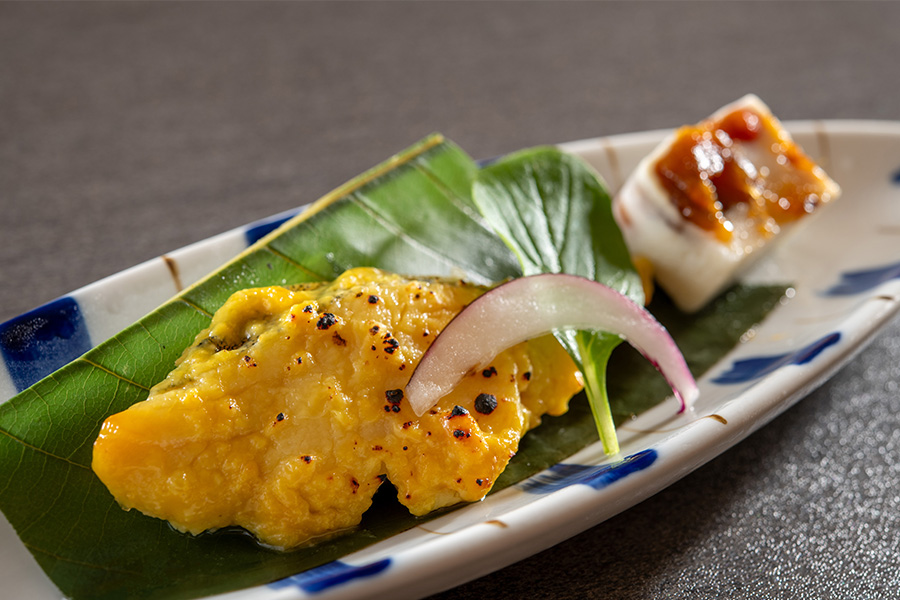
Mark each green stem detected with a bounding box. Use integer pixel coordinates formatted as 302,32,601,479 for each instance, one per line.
575,333,619,455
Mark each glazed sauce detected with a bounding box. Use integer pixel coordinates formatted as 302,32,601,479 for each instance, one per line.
654,107,831,242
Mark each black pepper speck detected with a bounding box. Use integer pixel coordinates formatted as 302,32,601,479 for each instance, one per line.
317,313,337,330
475,393,498,415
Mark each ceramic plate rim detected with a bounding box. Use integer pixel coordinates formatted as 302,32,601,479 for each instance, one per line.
2,120,899,600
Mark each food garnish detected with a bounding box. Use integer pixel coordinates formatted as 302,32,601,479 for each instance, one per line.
472,147,644,455
406,273,697,417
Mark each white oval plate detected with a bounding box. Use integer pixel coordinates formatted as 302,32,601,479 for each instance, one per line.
2,121,899,600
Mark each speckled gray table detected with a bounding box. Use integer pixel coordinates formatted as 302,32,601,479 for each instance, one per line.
2,2,899,598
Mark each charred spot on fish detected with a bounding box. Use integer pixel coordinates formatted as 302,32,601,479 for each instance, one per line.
386,389,404,405
368,295,379,304
316,313,337,330
332,332,347,346
449,405,469,419
452,429,470,439
482,366,497,378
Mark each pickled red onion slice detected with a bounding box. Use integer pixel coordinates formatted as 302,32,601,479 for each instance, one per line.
405,273,698,417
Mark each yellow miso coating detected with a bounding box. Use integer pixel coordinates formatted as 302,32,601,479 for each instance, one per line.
92,267,583,549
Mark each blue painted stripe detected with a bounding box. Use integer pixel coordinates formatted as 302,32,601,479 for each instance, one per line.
521,449,658,494
712,332,841,385
823,260,900,296
476,155,501,167
244,212,299,246
268,558,391,594
0,296,93,392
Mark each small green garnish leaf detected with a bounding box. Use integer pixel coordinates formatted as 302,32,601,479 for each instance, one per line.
472,147,643,454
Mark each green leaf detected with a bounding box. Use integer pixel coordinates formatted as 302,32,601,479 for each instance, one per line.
472,147,643,454
0,134,522,600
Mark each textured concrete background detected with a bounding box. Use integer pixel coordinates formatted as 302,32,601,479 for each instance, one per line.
2,2,899,598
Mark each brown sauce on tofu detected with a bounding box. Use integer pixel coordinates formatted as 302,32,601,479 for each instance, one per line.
654,107,835,242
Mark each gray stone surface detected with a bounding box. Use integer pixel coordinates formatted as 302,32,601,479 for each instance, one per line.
2,2,899,598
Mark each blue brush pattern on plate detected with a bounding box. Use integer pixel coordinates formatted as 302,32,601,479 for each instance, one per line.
244,212,298,246
824,260,900,296
521,449,657,494
711,332,841,385
0,211,304,395
0,296,91,392
268,559,391,593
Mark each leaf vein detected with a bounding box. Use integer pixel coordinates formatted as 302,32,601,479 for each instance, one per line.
18,462,71,537
24,542,143,576
264,246,327,281
80,358,150,392
178,297,214,319
348,193,479,278
414,163,486,225
0,425,91,472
